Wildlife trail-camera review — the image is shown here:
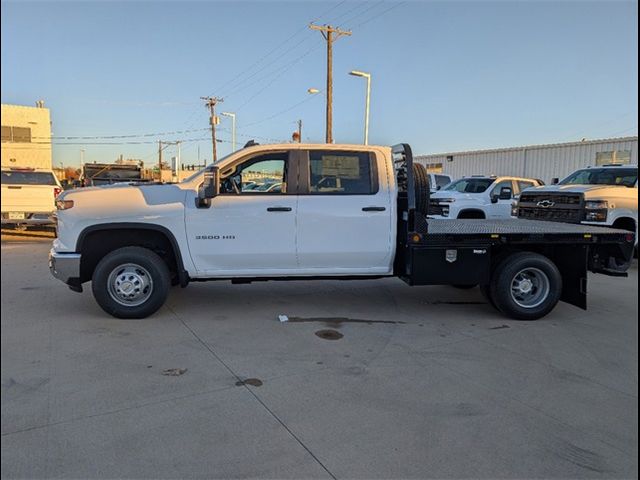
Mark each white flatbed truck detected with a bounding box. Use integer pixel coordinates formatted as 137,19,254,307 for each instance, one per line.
49,143,635,320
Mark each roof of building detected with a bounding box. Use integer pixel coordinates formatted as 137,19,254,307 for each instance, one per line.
416,136,638,159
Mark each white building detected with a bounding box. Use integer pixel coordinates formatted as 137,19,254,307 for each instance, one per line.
416,136,638,183
1,102,52,170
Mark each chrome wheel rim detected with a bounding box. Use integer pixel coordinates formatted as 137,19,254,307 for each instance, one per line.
107,263,153,307
510,267,550,309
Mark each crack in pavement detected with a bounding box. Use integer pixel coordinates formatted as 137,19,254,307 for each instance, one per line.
166,305,337,480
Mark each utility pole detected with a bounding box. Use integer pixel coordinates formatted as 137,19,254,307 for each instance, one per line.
309,24,352,143
201,96,223,162
297,119,302,143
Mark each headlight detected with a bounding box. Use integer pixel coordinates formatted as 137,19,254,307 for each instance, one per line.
441,205,450,217
584,200,607,222
436,198,456,203
511,202,519,217
585,200,608,210
56,199,74,210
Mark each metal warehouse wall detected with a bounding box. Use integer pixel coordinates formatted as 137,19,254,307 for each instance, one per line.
1,103,52,170
415,136,638,183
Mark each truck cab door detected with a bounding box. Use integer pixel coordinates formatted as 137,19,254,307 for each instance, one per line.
185,151,299,276
488,180,515,218
295,148,394,275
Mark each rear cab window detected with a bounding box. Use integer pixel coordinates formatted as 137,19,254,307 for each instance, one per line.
308,150,378,195
435,175,451,189
1,171,58,186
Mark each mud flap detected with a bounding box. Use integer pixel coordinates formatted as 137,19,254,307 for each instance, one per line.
553,246,588,310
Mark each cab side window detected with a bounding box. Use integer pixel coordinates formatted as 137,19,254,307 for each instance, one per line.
490,180,514,199
220,153,288,194
517,181,535,194
308,150,377,195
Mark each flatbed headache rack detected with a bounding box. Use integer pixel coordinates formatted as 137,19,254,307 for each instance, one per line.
391,143,635,310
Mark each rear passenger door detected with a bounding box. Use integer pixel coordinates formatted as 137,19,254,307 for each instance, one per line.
295,149,393,274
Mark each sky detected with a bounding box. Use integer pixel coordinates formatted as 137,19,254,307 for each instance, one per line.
1,0,638,168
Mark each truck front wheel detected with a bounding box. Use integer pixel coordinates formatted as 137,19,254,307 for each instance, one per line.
490,252,562,320
91,246,171,319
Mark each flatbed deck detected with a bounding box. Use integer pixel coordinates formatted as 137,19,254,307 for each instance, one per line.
424,218,629,237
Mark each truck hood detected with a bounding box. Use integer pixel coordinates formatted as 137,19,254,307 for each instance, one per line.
60,183,189,211
430,190,480,202
523,184,634,198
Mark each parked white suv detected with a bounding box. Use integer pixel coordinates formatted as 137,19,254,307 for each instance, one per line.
516,164,638,244
1,167,62,227
429,176,543,219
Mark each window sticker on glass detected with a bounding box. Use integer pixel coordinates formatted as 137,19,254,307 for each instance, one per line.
318,155,361,178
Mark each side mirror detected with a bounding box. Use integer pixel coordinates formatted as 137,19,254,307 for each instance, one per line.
498,186,513,201
198,166,220,206
552,177,559,184
436,185,442,191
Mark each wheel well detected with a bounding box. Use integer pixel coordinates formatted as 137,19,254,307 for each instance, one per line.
78,228,182,284
612,217,636,232
457,209,486,219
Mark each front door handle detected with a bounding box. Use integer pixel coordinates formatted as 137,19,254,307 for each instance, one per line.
362,206,386,212
267,207,292,212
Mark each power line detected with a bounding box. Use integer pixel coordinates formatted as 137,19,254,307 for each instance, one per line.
240,93,322,128
235,43,323,112
349,1,407,29
337,0,385,28
32,127,210,141
177,2,352,134
212,0,348,98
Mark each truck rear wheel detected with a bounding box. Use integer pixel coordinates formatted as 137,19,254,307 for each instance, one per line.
490,252,562,320
91,246,170,319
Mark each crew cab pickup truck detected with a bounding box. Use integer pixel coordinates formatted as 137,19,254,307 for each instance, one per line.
430,176,543,219
515,164,638,246
1,167,62,227
49,143,635,320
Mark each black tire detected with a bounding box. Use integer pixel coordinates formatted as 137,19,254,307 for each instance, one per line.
452,284,477,289
412,163,430,215
91,246,171,319
489,252,562,320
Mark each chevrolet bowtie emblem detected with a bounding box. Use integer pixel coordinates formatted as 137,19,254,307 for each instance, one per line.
537,200,555,208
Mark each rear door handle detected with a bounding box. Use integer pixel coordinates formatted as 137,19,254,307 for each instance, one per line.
267,207,292,212
362,206,386,212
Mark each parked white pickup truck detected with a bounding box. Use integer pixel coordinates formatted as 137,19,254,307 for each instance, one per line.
515,164,638,245
49,143,635,320
1,167,62,227
429,176,543,219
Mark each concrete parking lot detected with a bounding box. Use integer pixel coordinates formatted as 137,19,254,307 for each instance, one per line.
1,231,638,479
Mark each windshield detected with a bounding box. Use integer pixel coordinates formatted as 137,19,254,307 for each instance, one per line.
560,168,637,187
1,171,58,185
444,178,494,193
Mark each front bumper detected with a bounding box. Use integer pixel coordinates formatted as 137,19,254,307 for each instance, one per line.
49,249,82,291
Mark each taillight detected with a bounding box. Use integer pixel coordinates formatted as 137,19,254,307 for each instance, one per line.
54,187,62,197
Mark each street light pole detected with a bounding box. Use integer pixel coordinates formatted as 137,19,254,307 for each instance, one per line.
349,70,371,145
80,149,85,168
221,112,236,152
